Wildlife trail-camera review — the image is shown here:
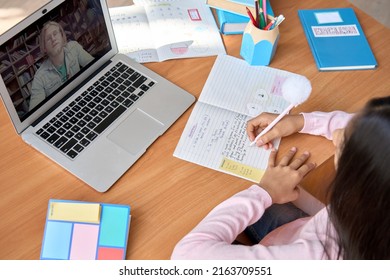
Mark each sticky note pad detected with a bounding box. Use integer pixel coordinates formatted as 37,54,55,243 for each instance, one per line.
48,202,101,224
41,200,131,260
97,247,125,260
220,157,265,182
69,224,100,260
41,221,73,259
99,205,130,247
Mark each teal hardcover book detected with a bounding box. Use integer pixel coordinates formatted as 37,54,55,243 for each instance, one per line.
217,9,249,35
298,8,377,71
215,1,274,35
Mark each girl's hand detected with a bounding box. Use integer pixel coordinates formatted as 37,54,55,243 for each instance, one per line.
247,113,305,149
260,147,316,204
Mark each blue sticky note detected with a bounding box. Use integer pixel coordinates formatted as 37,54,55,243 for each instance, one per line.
41,221,73,259
98,205,130,247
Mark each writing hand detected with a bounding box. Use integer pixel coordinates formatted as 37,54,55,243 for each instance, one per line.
260,147,316,204
246,113,305,149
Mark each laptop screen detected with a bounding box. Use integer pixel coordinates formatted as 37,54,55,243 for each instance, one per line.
0,0,111,122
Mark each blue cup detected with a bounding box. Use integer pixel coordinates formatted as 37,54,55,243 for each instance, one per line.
240,22,280,66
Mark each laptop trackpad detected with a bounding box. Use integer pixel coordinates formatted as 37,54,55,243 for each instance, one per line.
107,109,163,155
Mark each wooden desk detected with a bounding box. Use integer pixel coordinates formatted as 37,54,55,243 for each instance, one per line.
0,0,389,259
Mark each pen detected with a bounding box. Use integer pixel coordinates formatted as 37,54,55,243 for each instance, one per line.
254,0,260,28
259,12,266,29
250,75,312,147
264,18,275,30
249,105,293,146
272,15,285,29
246,7,257,27
263,0,267,26
258,0,266,29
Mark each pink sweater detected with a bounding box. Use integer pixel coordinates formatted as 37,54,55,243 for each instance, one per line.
171,111,353,260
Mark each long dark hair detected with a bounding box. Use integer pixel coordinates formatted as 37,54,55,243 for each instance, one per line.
327,96,390,259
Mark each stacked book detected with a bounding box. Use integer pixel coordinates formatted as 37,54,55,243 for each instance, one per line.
206,0,274,35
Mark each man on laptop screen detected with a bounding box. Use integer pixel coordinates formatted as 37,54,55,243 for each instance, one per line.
29,21,94,110
0,0,195,192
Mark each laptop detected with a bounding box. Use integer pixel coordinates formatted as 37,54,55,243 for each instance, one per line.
0,0,195,192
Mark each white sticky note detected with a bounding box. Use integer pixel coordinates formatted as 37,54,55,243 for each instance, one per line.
315,12,343,24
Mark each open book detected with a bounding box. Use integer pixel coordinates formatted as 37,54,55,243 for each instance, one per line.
109,0,226,63
174,55,306,182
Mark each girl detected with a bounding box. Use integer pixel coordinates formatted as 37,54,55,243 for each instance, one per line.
171,96,390,259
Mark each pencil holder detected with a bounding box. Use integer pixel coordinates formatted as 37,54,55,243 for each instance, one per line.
240,22,280,66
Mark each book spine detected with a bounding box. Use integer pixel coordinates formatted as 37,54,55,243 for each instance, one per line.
216,8,227,34
298,10,322,70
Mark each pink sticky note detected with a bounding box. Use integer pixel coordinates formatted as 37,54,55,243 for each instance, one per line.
97,247,125,260
271,76,287,96
69,224,99,260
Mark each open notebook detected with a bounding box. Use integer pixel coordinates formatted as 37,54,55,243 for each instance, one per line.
174,55,309,182
0,0,195,192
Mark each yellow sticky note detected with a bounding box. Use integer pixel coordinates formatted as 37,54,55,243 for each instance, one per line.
48,201,101,224
219,157,264,182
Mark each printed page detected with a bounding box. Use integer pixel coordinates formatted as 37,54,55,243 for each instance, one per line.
143,0,226,61
110,1,225,62
109,5,160,62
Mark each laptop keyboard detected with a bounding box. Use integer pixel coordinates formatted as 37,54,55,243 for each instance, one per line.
35,62,155,159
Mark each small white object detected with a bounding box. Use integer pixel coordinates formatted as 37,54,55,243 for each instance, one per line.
274,14,286,28
281,75,312,106
247,103,264,117
249,75,312,146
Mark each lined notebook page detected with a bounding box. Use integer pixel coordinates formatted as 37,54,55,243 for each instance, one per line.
174,55,304,182
200,54,299,117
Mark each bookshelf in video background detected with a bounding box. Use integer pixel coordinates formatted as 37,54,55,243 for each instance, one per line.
0,0,108,118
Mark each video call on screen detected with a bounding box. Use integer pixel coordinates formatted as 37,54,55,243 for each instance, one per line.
0,0,111,121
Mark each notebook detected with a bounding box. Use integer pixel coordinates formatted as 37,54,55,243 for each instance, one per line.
298,8,377,71
0,0,195,192
174,55,295,182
